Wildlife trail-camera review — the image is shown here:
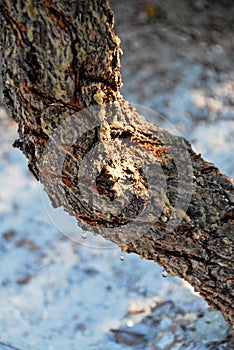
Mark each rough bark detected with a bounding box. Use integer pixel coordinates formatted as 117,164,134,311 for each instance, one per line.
1,0,233,332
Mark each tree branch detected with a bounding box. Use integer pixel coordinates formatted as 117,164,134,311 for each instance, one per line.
1,0,233,332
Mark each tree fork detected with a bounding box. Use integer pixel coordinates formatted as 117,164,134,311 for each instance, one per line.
1,0,233,332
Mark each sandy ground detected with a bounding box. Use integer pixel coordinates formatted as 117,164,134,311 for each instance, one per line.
0,1,234,349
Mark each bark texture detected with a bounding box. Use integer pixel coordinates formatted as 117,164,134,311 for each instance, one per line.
1,0,234,332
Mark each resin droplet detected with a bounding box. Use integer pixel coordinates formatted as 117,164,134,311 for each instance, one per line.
126,319,134,327
119,254,124,261
162,269,167,278
81,232,87,240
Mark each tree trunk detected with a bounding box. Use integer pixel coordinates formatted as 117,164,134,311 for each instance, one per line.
1,0,233,332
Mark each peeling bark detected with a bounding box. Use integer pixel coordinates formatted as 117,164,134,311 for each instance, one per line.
1,0,233,332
